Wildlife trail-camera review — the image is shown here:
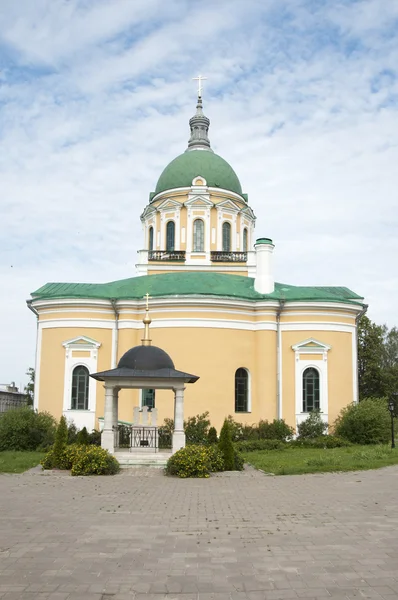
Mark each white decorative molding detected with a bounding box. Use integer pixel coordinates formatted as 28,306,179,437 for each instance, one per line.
62,336,101,431
352,330,358,404
293,339,330,429
34,325,43,412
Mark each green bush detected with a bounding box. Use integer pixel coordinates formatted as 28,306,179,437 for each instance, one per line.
226,416,259,441
218,419,235,470
158,418,173,449
184,412,211,445
235,439,286,452
53,416,68,465
41,443,84,470
208,426,218,444
225,416,294,442
297,411,328,439
67,422,78,445
71,446,120,476
334,398,391,445
290,435,352,449
88,429,101,446
257,419,294,441
234,450,244,471
0,407,56,451
76,427,90,445
165,445,213,478
205,445,225,472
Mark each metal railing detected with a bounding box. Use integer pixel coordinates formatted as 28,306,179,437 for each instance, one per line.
210,251,247,262
114,424,172,450
148,250,186,262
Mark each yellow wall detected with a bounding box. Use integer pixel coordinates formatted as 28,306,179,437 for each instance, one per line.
36,302,358,434
281,330,354,429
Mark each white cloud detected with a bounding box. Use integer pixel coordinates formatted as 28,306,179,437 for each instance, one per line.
0,0,397,387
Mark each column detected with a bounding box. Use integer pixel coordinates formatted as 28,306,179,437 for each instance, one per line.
112,387,119,431
172,387,186,453
102,384,115,453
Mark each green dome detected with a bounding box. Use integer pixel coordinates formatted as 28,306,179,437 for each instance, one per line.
154,150,243,197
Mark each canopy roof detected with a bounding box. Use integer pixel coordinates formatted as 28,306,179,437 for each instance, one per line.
90,344,199,385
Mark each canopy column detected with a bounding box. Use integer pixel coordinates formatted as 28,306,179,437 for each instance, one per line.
102,384,115,452
112,387,119,430
172,386,186,453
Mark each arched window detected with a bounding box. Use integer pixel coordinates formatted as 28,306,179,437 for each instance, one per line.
222,222,231,252
148,226,154,251
71,366,89,410
235,368,249,412
302,367,320,412
166,221,175,251
142,388,155,410
243,228,248,252
193,219,204,252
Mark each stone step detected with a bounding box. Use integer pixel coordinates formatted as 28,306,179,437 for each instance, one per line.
115,451,171,468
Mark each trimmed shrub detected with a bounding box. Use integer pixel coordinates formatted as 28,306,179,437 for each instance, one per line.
208,426,218,444
290,435,352,449
88,429,101,446
334,398,390,445
234,450,244,471
184,412,211,445
0,407,56,451
76,427,90,445
41,443,85,470
218,419,235,470
205,445,225,472
165,445,213,478
71,446,120,476
257,419,294,441
67,422,79,445
297,411,328,439
235,439,286,452
53,416,68,465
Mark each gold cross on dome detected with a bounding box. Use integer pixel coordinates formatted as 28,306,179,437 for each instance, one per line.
193,74,207,97
144,293,150,310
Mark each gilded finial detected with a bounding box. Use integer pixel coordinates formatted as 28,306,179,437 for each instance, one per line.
142,293,152,346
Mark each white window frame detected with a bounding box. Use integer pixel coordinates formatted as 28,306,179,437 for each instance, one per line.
62,336,101,431
292,338,331,428
234,367,251,413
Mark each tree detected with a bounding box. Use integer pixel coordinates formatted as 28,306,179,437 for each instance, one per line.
357,316,386,399
382,326,398,405
24,368,35,406
218,419,235,470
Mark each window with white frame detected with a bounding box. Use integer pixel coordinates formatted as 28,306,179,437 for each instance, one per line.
166,221,175,251
235,368,249,412
148,226,154,251
193,219,204,252
71,365,89,410
243,228,248,252
302,367,320,412
222,221,231,251
292,338,331,425
142,388,155,410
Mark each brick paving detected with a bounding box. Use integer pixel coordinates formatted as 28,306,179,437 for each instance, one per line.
1,465,398,600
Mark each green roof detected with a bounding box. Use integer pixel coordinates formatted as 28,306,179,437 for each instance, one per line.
31,272,363,305
154,150,243,197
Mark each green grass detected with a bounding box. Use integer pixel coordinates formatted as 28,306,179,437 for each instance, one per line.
243,444,398,476
0,451,46,473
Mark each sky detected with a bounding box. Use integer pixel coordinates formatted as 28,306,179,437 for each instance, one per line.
1,0,398,390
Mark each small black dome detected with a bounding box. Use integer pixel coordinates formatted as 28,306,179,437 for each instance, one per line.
117,345,175,371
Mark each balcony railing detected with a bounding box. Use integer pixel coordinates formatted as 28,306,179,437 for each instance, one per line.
148,250,186,262
211,251,247,262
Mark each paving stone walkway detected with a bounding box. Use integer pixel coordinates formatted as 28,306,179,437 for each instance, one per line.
1,465,398,600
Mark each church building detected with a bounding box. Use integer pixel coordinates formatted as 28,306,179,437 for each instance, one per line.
28,91,365,443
